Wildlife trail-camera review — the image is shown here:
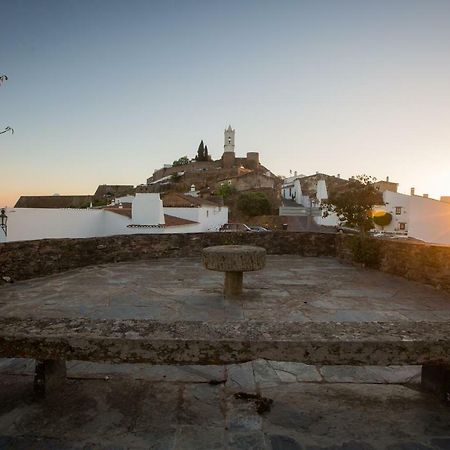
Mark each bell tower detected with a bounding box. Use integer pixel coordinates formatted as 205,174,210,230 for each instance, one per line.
224,125,235,153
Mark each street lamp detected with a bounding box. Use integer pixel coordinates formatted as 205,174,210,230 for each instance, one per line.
0,208,7,236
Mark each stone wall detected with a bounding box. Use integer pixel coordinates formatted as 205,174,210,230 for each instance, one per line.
336,235,450,292
0,232,336,282
1,232,449,292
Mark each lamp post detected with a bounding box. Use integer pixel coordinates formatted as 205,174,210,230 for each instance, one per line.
0,208,7,236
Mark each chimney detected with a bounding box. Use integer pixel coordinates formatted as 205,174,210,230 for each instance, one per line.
386,176,389,182
337,174,340,178
294,171,297,177
410,187,415,196
423,193,428,198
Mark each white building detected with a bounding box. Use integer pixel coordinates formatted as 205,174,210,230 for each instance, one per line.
280,173,344,227
280,173,450,244
374,190,450,245
0,193,228,243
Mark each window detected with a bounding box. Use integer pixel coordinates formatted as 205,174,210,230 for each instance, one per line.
399,222,406,230
395,207,402,215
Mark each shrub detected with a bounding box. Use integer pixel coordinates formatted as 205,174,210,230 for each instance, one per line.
373,212,392,228
350,236,381,268
217,183,236,199
237,192,271,217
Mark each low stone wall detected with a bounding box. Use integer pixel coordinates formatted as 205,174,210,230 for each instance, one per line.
0,232,336,282
1,233,449,292
336,235,450,292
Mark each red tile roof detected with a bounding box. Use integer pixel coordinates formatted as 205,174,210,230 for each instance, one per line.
104,207,198,227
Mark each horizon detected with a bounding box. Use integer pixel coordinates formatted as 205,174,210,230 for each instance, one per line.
1,0,449,206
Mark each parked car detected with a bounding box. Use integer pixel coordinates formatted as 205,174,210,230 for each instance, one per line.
248,225,270,232
219,223,252,232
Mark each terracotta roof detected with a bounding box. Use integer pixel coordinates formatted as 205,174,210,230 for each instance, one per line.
162,192,217,208
15,195,93,208
104,207,132,218
104,207,198,227
164,214,198,226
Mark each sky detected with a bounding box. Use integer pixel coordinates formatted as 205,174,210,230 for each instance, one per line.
1,0,449,206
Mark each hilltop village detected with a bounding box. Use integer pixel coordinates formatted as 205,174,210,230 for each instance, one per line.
4,125,450,245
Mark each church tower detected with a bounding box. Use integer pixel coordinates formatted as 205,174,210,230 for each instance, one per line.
224,125,235,153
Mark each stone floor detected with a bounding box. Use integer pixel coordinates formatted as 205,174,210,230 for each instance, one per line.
1,358,450,450
0,257,449,449
0,256,449,322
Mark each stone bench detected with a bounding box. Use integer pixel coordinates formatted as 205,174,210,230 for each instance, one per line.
0,317,449,402
203,245,266,296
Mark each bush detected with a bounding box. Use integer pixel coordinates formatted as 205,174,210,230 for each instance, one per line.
237,192,271,217
217,183,236,199
373,212,392,227
350,236,381,268
172,156,189,167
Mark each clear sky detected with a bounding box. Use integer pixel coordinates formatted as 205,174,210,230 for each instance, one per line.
1,0,449,206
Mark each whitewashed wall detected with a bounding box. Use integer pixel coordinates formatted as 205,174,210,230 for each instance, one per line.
197,206,229,231
2,208,107,242
165,206,228,231
1,204,229,243
408,195,450,244
376,191,450,244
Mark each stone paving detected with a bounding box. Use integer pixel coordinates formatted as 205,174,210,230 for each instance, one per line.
0,359,449,449
0,256,449,449
0,256,449,322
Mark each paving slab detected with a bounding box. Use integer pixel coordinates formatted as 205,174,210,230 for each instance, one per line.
0,257,448,323
0,373,449,450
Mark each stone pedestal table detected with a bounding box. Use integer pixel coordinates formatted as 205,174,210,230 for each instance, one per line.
202,245,266,296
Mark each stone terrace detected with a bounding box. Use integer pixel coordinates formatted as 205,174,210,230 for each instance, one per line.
1,256,450,449
1,256,449,322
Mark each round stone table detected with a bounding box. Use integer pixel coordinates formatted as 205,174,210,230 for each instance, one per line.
203,245,266,296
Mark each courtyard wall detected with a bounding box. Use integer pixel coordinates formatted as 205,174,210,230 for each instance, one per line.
0,232,449,292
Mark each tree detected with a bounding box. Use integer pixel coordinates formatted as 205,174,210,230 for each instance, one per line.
195,140,205,161
0,126,14,135
323,175,382,235
195,140,210,162
172,156,190,166
0,74,13,135
372,211,392,229
217,182,236,199
237,192,271,217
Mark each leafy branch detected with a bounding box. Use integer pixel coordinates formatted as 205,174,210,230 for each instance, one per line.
0,74,14,136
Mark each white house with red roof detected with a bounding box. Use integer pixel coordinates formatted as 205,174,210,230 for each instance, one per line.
0,193,228,243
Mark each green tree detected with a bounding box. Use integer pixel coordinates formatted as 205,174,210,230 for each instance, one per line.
0,74,13,135
323,174,382,235
237,192,271,217
373,212,392,229
217,183,235,199
172,156,190,166
195,140,205,161
171,172,182,182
